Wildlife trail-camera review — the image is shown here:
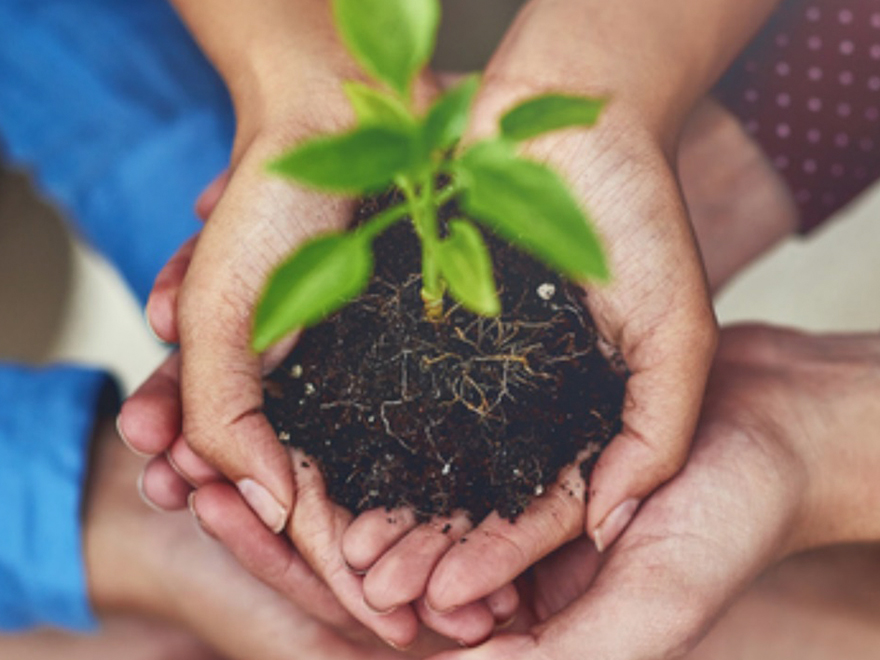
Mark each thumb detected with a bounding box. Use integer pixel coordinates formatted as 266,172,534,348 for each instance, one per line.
177,226,296,534
178,278,294,532
586,298,717,552
429,502,738,660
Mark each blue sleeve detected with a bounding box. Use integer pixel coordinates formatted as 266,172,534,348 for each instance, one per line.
0,364,116,632
0,0,236,633
0,0,235,305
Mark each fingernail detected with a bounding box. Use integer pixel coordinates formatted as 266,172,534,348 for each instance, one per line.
344,559,368,576
593,498,639,553
486,589,517,623
188,491,217,540
236,478,288,534
137,469,168,513
424,597,457,616
143,302,170,346
116,413,149,457
363,596,399,616
164,448,196,487
383,637,413,652
496,614,517,630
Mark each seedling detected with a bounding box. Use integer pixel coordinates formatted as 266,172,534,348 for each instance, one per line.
252,0,609,352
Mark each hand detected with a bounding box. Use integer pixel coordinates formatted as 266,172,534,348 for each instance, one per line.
122,93,783,648
123,147,517,649
84,416,406,660
346,35,717,619
423,325,880,659
120,343,519,652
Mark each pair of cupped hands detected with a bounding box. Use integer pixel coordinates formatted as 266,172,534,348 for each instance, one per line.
112,44,874,660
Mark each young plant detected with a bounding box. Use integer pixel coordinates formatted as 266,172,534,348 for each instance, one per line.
252,0,609,352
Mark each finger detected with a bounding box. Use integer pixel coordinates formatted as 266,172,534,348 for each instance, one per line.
138,454,192,511
415,598,494,648
146,233,199,344
426,462,586,613
117,353,182,456
431,423,780,660
429,635,536,660
426,533,713,660
363,513,472,614
485,583,520,625
166,435,222,486
189,481,355,632
586,301,718,552
194,169,231,221
342,507,419,573
179,274,294,533
289,449,420,650
145,168,229,343
178,153,353,535
529,536,600,620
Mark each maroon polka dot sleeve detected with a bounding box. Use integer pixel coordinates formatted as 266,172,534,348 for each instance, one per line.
715,0,880,233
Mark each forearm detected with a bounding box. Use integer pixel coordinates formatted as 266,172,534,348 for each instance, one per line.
792,333,880,552
167,0,359,131
0,364,116,631
484,0,783,140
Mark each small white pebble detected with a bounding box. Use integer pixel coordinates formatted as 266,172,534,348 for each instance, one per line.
290,364,303,378
512,468,522,477
278,431,290,442
534,484,545,496
537,282,556,300
442,462,452,476
304,382,316,395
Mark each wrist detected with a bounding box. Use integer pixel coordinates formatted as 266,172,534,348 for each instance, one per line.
83,420,166,619
784,334,880,553
482,0,780,142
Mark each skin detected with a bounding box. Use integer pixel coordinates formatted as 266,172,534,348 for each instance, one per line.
427,325,880,659
120,0,800,648
120,86,803,650
55,418,405,660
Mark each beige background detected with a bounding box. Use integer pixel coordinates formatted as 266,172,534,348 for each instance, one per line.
1,0,878,393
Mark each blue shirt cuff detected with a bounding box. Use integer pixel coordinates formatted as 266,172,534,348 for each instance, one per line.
0,364,116,632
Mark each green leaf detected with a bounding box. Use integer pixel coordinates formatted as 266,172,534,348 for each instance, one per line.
457,140,608,281
252,233,373,351
500,94,606,142
333,0,440,96
268,125,416,193
422,74,480,153
435,220,500,316
343,81,414,127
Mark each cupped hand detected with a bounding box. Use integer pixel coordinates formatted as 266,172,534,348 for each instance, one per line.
346,79,717,615
85,415,409,660
120,89,516,647
424,324,880,659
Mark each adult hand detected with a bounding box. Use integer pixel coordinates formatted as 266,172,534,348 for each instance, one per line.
423,324,880,659
343,3,722,615
84,416,405,660
116,0,485,646
120,91,791,645
121,119,516,654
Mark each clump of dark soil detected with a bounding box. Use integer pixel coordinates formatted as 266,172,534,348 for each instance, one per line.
264,190,627,523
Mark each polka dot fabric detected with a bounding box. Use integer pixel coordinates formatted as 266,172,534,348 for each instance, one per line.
715,0,880,232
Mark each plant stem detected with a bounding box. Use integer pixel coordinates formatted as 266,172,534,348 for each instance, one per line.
400,176,444,320
357,182,460,243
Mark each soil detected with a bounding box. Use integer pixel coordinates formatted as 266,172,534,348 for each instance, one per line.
263,190,628,524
